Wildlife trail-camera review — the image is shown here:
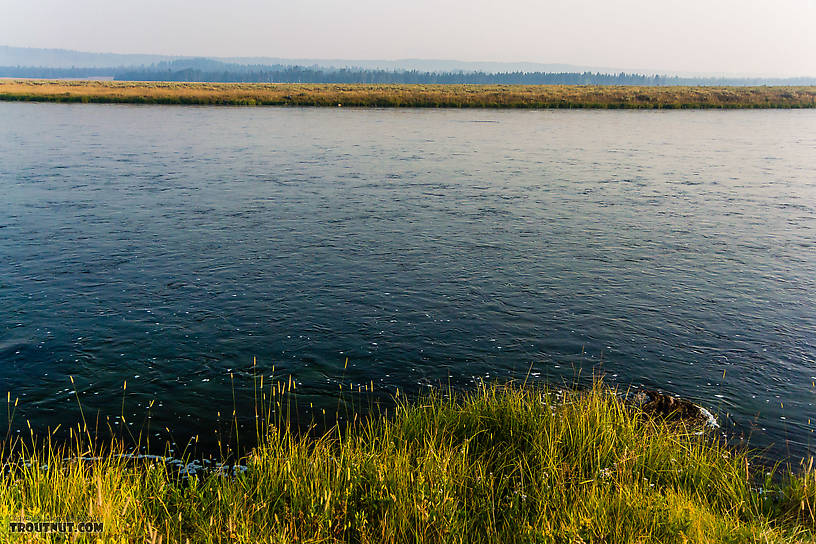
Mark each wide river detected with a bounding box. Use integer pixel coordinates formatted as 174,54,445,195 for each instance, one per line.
1,103,814,460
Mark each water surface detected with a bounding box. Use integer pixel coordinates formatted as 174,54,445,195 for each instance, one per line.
1,103,815,459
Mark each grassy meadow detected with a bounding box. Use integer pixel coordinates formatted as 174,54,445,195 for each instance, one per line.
1,381,815,543
1,79,815,108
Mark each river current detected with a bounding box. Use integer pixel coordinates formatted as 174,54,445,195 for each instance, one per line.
1,103,814,459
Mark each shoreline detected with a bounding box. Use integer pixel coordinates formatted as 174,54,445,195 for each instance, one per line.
2,80,816,109
2,382,814,542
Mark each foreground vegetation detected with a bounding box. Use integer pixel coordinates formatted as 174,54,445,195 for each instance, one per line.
1,381,815,543
1,80,815,109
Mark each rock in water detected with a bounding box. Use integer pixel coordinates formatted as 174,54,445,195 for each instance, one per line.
630,390,718,428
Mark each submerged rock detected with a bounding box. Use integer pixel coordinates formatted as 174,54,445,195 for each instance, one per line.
629,390,719,429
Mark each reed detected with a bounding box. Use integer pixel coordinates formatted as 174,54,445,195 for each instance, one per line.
1,80,815,109
1,380,814,543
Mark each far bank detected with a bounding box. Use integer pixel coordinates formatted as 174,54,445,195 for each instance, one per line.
1,80,815,108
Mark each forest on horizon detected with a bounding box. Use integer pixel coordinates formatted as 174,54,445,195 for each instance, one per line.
2,58,816,86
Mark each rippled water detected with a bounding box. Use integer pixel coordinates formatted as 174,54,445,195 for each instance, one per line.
1,103,815,459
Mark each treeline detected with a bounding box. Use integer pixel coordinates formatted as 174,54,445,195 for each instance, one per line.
117,66,674,85
106,60,816,86
113,67,816,86
3,59,816,86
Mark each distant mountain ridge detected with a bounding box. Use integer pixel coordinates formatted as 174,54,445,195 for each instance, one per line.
0,45,639,75
0,46,175,69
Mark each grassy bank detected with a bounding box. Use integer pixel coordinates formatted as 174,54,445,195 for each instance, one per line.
1,382,814,543
1,80,816,109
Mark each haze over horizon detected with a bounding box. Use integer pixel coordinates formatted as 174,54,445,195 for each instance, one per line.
2,0,815,78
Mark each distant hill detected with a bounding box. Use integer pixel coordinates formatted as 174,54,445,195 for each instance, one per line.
0,46,177,69
0,45,621,74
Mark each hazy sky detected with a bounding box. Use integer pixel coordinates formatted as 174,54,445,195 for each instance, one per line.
3,0,815,76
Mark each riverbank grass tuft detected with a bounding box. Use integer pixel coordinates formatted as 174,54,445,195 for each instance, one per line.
2,382,815,542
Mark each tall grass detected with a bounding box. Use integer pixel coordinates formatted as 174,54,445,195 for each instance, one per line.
1,380,814,542
1,80,815,109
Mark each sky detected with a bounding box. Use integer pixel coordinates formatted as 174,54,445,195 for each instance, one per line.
3,0,816,76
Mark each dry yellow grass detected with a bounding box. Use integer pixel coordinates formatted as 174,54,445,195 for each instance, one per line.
1,79,815,108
